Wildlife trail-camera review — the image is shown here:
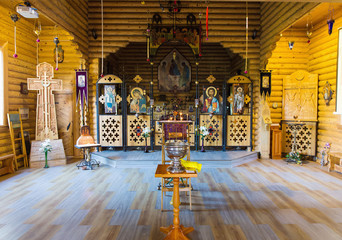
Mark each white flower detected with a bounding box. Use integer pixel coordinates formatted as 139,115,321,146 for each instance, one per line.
40,139,53,153
200,126,207,132
143,127,151,134
203,130,210,136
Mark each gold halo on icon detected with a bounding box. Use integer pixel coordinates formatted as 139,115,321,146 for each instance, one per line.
131,87,144,98
206,86,217,98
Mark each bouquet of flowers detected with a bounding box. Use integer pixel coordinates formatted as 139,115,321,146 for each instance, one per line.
320,142,331,166
198,126,209,140
39,139,52,153
197,126,210,152
39,139,52,168
142,127,151,138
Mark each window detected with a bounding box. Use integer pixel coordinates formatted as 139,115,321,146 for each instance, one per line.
336,27,342,116
0,47,4,125
0,42,8,126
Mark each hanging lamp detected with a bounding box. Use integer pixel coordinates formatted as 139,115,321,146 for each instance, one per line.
53,37,64,70
100,0,104,77
10,14,20,58
327,4,335,35
205,1,209,40
34,19,41,64
244,1,248,74
306,13,313,43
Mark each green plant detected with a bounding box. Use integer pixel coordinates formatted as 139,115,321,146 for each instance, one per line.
142,127,151,138
286,151,302,164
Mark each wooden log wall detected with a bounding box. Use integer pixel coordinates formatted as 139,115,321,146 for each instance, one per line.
266,29,309,123
0,6,37,168
308,14,342,156
260,2,318,68
88,0,262,149
266,8,342,159
38,26,84,157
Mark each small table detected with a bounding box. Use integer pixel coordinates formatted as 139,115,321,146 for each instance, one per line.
155,164,197,240
75,144,101,170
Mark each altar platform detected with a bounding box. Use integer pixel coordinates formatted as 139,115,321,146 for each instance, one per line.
91,150,259,168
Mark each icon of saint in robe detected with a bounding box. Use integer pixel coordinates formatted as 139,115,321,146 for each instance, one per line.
104,85,117,114
202,87,219,113
234,87,244,114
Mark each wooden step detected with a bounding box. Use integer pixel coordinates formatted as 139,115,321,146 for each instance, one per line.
14,138,22,141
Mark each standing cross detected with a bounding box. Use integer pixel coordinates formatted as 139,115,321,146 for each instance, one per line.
28,62,63,140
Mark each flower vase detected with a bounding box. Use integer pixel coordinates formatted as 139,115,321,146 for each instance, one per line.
44,151,49,168
201,138,205,152
144,137,149,153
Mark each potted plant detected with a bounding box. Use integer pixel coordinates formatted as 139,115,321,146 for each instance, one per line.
39,139,52,168
142,127,151,153
197,126,209,152
286,151,302,165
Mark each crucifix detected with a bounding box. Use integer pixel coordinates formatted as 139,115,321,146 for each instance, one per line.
28,62,63,140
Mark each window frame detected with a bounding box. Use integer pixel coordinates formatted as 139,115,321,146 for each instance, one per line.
335,28,342,115
0,42,8,126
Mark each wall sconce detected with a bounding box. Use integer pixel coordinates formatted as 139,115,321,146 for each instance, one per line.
288,41,294,50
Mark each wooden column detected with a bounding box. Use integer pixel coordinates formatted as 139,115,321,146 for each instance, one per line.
222,80,227,151
195,63,199,151
122,79,127,151
150,62,154,151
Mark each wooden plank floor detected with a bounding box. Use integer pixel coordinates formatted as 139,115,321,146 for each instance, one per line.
1,159,342,239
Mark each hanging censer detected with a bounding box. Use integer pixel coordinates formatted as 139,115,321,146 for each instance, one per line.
244,1,248,74
34,19,41,64
10,13,20,58
205,0,209,40
53,37,64,71
306,13,313,43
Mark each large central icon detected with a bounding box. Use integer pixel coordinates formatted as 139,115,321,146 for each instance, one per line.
158,49,191,92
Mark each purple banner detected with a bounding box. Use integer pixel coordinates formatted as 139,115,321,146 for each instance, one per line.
76,70,88,111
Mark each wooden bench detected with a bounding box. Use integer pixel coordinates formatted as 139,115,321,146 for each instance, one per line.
0,154,15,176
328,152,342,173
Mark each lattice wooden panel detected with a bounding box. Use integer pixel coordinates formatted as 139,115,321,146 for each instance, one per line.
200,115,222,147
154,121,195,146
282,122,316,156
127,115,151,146
99,115,122,146
227,115,251,147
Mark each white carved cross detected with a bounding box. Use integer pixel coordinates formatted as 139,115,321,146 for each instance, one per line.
28,62,63,140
